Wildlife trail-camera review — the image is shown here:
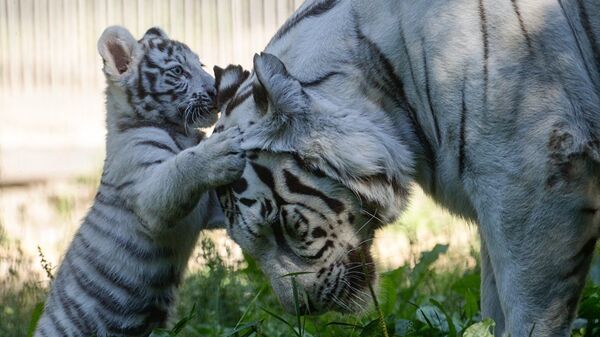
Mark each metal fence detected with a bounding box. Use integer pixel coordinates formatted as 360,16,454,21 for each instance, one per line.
0,0,302,92
0,0,301,183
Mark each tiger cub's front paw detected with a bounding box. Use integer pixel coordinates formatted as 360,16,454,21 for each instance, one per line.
203,127,246,186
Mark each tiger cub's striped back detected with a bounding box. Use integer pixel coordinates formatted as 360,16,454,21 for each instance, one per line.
34,26,245,337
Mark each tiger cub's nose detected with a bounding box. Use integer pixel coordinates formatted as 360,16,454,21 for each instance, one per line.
192,88,216,103
206,87,217,101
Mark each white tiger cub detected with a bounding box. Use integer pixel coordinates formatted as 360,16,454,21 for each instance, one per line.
34,26,245,337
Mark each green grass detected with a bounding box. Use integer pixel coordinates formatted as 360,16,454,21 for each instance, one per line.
0,225,46,337
160,239,600,337
1,195,599,337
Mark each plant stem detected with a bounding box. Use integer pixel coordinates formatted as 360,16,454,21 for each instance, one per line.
360,247,389,337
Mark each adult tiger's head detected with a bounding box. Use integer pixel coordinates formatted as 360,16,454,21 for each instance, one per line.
98,26,217,129
214,53,413,314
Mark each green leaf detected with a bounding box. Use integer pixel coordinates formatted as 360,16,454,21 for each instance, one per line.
27,301,45,337
462,319,495,337
411,244,449,286
412,303,435,330
397,245,449,306
451,272,481,321
430,299,457,337
360,319,384,337
379,266,406,315
394,319,414,336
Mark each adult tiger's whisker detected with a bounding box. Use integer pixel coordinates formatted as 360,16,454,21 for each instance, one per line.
331,294,352,312
360,208,385,225
355,212,378,236
340,279,370,299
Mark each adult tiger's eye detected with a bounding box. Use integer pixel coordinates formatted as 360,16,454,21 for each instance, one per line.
171,65,184,75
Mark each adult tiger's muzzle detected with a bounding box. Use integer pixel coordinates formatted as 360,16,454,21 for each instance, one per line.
214,151,379,315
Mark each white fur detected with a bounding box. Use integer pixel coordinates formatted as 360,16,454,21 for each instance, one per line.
35,26,245,336
215,1,600,336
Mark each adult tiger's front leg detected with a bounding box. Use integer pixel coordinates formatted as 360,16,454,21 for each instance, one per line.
473,164,599,337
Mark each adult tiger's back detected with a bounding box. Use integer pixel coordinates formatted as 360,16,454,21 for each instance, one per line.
214,0,600,336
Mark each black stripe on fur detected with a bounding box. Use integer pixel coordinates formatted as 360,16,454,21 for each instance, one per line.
283,169,344,213
459,77,468,177
399,23,437,194
478,0,489,107
225,89,252,116
421,38,442,145
557,0,598,92
300,71,343,87
269,0,339,45
575,0,600,74
510,0,533,53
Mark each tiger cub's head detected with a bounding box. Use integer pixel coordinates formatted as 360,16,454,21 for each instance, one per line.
213,56,411,315
98,26,217,128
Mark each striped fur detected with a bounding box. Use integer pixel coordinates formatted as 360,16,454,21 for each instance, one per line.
34,26,245,337
214,1,600,336
217,151,377,314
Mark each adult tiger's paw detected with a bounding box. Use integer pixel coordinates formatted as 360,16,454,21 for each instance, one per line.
202,127,246,186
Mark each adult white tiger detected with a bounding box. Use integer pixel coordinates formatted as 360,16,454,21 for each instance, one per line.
214,0,600,336
34,27,245,337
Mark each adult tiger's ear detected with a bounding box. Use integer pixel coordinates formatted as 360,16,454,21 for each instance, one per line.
252,53,311,127
242,53,314,152
246,54,413,223
97,26,140,79
214,64,250,111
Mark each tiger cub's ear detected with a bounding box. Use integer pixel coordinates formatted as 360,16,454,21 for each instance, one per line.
141,27,169,41
97,26,139,78
214,64,250,112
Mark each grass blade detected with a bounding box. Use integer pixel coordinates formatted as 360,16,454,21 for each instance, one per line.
234,286,266,330
26,302,44,337
260,306,300,337
326,322,363,329
223,321,262,337
291,277,304,336
279,272,315,278
360,248,389,337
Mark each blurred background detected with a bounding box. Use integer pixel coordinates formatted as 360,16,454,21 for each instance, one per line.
0,0,307,266
1,1,597,336
0,0,302,184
